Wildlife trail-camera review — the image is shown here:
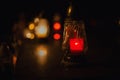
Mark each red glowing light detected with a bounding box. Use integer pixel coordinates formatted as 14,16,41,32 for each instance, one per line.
53,33,61,40
53,22,61,30
69,38,84,53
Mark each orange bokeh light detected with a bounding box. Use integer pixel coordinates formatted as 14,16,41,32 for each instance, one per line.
53,22,61,30
53,33,61,40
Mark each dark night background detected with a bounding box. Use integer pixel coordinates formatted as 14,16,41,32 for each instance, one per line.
0,0,120,79
0,0,120,58
0,0,120,44
0,1,120,53
0,0,120,27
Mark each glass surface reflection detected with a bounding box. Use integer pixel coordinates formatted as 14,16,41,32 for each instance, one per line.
34,44,48,66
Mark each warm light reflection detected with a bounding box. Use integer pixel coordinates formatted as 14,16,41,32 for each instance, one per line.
12,55,17,67
35,45,48,65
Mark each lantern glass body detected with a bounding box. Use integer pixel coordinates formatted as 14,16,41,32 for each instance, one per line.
62,19,88,54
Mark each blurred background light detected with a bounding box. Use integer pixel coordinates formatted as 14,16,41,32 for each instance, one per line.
118,19,120,25
23,28,35,39
35,19,49,38
29,23,35,30
53,13,61,21
53,33,61,40
26,32,35,39
67,4,72,16
53,22,61,30
34,17,40,24
35,45,48,65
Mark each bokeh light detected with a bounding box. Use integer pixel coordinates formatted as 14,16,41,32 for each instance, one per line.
35,45,48,66
34,17,40,24
29,23,35,30
35,19,49,38
53,33,61,40
53,22,61,30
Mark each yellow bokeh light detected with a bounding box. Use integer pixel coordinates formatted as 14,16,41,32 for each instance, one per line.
29,23,35,30
25,32,35,39
23,28,30,38
35,45,48,65
38,26,47,34
35,26,48,38
35,45,48,57
38,48,47,57
68,7,72,14
34,17,40,23
68,5,72,16
30,33,35,39
35,19,49,38
26,32,31,38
